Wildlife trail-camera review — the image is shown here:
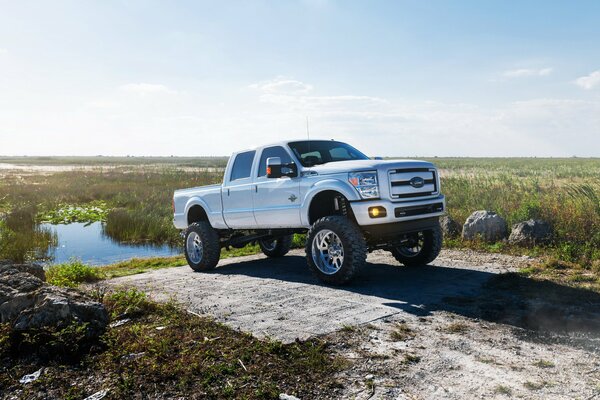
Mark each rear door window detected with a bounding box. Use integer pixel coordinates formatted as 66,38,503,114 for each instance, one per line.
258,146,292,177
230,151,256,181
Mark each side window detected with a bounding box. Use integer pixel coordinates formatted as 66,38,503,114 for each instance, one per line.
258,146,292,177
230,151,256,181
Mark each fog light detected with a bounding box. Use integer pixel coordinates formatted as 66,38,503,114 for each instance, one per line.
368,206,387,218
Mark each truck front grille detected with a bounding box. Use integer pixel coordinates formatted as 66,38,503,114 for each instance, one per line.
388,168,438,199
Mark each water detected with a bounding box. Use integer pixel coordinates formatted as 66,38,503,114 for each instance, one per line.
43,222,182,265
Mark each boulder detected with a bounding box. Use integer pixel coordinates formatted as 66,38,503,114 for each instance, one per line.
509,219,552,246
440,215,461,237
0,263,107,337
462,210,508,242
0,262,46,281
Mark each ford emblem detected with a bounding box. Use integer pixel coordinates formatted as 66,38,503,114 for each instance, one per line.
409,177,425,188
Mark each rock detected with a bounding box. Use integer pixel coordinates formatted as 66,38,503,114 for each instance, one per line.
279,394,301,400
19,368,43,384
440,215,461,237
84,389,109,400
462,210,508,242
0,263,108,337
509,219,552,246
0,262,46,281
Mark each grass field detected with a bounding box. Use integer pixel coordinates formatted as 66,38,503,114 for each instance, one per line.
0,156,598,276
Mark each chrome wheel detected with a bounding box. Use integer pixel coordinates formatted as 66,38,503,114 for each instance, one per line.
186,231,204,264
311,229,345,275
395,232,425,258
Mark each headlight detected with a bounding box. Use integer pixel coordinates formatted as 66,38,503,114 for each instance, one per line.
349,171,379,199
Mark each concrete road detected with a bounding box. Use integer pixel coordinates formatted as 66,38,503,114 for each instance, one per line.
107,249,526,343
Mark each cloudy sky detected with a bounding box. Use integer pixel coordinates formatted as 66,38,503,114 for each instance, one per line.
1,0,599,157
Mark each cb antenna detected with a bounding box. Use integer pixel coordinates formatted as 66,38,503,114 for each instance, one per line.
306,116,311,167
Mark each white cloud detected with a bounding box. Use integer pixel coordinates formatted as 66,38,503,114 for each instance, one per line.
0,48,8,54
119,83,176,95
575,70,600,90
503,68,553,78
249,77,313,95
240,77,600,157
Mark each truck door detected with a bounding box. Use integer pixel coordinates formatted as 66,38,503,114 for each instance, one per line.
222,150,257,228
253,146,302,228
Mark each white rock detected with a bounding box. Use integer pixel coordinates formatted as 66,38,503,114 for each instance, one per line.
19,368,42,384
84,389,109,400
462,210,508,242
279,394,301,400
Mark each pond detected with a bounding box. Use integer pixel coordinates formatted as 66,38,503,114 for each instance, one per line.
43,222,182,265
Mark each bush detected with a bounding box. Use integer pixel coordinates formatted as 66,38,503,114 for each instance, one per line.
46,260,101,287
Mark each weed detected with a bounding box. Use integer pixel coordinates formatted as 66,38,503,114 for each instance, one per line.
533,359,555,368
495,385,512,395
445,322,469,333
46,259,101,287
404,353,421,363
524,381,545,390
390,323,414,341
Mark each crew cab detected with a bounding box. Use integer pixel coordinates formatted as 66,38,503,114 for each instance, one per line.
173,140,445,284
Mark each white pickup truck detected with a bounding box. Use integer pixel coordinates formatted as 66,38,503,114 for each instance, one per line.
173,140,445,284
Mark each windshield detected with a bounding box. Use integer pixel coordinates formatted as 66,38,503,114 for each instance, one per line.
288,141,369,167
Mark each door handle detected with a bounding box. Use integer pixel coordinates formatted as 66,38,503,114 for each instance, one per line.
254,185,258,193
227,188,230,196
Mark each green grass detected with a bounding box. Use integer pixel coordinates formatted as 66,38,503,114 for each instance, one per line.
46,260,102,287
0,288,342,399
48,243,293,285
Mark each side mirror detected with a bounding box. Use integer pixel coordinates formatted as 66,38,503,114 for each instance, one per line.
266,157,297,179
266,157,282,178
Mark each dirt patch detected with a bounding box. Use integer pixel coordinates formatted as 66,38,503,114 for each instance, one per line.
105,249,600,399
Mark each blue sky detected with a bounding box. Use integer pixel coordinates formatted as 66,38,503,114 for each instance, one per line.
1,0,599,156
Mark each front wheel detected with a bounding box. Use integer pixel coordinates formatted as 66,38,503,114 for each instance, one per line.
305,216,367,285
258,235,293,257
390,224,443,267
184,222,221,271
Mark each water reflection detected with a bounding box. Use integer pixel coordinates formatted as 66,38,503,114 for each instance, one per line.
43,222,181,265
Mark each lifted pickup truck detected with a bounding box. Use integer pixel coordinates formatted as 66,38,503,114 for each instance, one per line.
173,140,445,284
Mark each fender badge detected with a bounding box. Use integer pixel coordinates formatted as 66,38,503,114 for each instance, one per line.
288,194,298,202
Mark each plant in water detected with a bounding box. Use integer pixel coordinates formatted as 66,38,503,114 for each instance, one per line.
39,202,109,224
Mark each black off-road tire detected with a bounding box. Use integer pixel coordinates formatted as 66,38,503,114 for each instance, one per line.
390,223,443,267
184,222,221,271
258,235,293,257
305,216,367,285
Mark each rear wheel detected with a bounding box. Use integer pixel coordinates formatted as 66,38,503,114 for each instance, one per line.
258,235,293,257
390,224,442,267
306,216,367,285
184,222,221,271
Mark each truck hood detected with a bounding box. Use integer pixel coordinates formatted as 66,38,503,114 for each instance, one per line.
306,159,436,175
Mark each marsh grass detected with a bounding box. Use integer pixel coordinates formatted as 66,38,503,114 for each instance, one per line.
0,157,598,277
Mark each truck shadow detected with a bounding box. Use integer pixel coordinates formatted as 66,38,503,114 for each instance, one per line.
210,255,600,345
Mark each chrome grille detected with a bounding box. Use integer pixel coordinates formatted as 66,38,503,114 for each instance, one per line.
388,168,437,199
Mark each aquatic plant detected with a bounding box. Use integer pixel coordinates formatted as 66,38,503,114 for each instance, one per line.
38,202,109,224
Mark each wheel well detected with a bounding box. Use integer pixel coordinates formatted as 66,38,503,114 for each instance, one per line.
187,205,209,225
308,190,356,225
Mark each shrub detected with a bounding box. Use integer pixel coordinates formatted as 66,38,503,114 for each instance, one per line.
46,259,101,287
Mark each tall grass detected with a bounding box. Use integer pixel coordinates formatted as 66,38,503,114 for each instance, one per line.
0,157,598,267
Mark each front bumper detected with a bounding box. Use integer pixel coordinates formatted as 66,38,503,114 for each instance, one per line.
349,194,446,226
